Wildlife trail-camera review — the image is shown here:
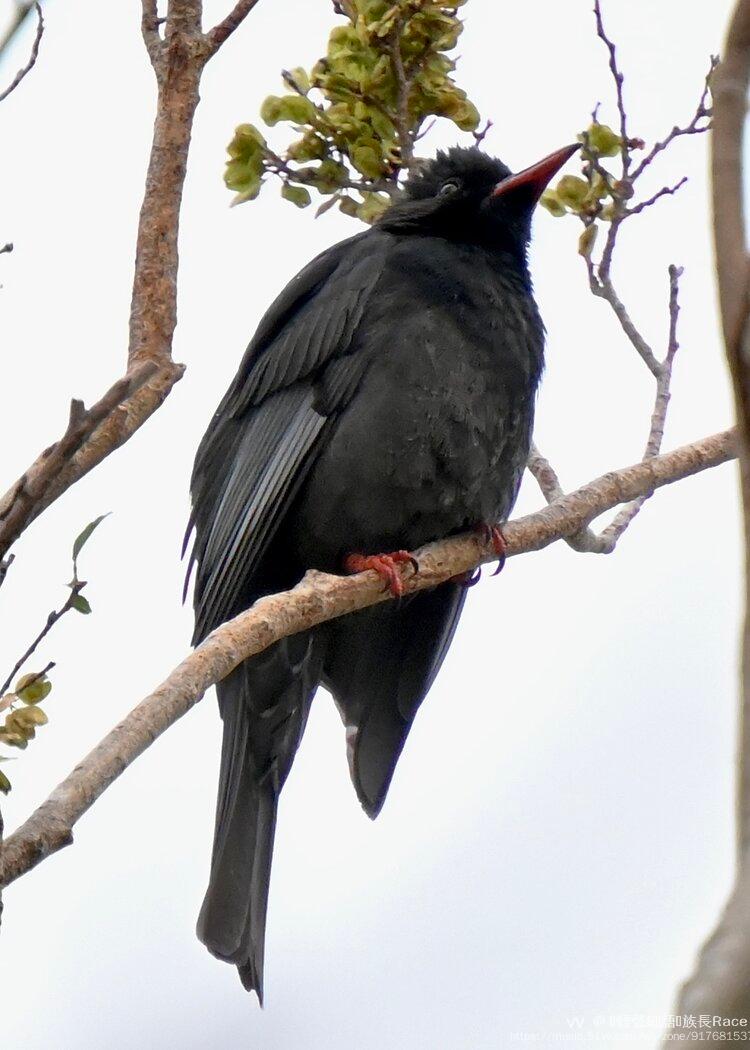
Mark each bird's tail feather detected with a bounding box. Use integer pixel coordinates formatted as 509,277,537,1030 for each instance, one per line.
197,634,322,1001
196,669,277,1004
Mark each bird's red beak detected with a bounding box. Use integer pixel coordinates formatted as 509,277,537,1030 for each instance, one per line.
491,143,580,202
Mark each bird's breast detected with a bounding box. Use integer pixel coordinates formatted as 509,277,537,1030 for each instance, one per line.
293,261,543,569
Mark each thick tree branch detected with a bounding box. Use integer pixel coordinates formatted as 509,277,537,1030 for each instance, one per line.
0,0,265,562
0,429,735,891
666,0,750,1031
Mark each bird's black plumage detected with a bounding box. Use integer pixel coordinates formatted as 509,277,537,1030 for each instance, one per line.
187,143,576,999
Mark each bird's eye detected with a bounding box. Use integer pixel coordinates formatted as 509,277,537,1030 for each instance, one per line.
438,180,460,197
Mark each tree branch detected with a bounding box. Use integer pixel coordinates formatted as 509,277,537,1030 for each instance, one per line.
0,363,159,562
0,1,42,104
205,0,263,54
0,0,264,562
665,0,750,1031
0,429,735,891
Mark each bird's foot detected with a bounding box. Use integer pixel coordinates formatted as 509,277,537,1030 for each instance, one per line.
475,522,507,576
343,549,419,598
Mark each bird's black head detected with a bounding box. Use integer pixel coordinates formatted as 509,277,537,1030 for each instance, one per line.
379,143,578,262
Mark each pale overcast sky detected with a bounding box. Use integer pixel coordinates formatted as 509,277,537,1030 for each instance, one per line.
0,1,741,1047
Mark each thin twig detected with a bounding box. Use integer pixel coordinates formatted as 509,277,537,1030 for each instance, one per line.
625,177,688,218
595,265,683,549
593,0,630,176
0,2,43,104
0,429,735,891
590,277,662,377
0,581,86,697
630,57,716,183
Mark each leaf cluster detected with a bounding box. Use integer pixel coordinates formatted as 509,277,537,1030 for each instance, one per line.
224,0,481,223
0,515,107,793
539,121,628,255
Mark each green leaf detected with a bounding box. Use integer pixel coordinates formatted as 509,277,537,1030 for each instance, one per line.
539,190,566,217
15,672,52,705
72,513,109,574
281,183,312,208
261,94,316,126
578,224,599,258
556,175,589,211
0,769,11,794
356,191,391,224
284,67,310,94
351,144,385,179
583,122,622,158
71,594,92,615
226,123,266,160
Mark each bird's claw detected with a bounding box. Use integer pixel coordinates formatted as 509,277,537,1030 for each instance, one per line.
450,566,483,588
343,549,419,598
474,523,507,575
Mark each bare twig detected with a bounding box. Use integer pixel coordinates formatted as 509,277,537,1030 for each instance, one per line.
589,275,662,377
205,0,264,54
625,177,688,218
630,57,716,182
596,264,683,548
0,429,735,891
0,577,87,697
0,2,42,104
593,0,630,176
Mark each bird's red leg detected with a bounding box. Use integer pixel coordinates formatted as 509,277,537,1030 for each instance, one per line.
343,549,419,598
478,523,507,575
449,524,507,587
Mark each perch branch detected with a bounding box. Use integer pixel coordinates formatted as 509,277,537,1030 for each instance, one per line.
0,429,735,890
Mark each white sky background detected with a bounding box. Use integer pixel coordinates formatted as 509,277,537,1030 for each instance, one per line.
0,0,741,1046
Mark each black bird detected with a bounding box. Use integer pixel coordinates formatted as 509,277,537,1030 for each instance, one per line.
186,142,577,1000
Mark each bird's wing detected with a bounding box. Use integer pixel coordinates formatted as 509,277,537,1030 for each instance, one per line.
323,581,468,818
188,230,385,642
